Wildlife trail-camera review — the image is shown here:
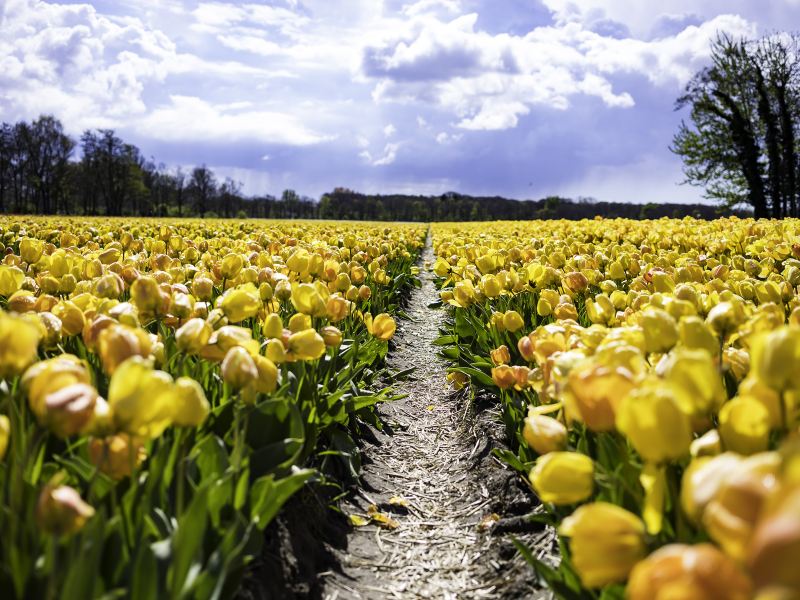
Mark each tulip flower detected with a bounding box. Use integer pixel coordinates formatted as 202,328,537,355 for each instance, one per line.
719,397,770,455
502,310,524,332
221,285,261,323
369,313,397,341
172,377,210,427
22,354,91,421
660,347,726,416
749,326,800,393
0,310,41,379
262,313,284,339
250,354,279,394
490,345,511,366
221,346,258,390
680,453,743,524
616,378,692,463
44,383,98,438
0,415,9,460
175,317,212,355
88,434,146,480
36,484,95,537
522,413,567,455
107,357,176,439
628,543,752,600
530,451,594,505
0,265,25,296
748,487,800,592
320,325,343,347
565,361,635,432
98,323,154,375
641,308,678,353
558,502,646,588
287,328,326,361
291,283,327,317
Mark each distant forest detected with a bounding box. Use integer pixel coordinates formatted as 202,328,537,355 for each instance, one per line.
0,115,744,222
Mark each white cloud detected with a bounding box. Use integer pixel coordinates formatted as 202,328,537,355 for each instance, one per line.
435,131,462,144
137,95,331,145
384,123,397,137
362,10,754,130
360,142,401,166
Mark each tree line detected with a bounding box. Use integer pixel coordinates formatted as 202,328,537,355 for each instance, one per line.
0,114,745,222
674,32,800,218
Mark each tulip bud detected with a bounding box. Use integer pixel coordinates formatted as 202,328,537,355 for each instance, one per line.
0,310,41,379
522,413,567,455
175,318,212,355
616,378,692,463
530,451,594,505
0,265,25,296
490,345,511,366
192,276,214,301
172,377,210,427
749,327,800,393
559,502,646,588
220,253,244,280
36,484,95,537
518,335,536,362
706,301,745,338
719,397,770,455
320,325,343,347
627,544,752,600
288,312,312,333
287,329,326,361
358,284,371,301
88,434,146,480
681,453,743,524
98,323,153,375
641,308,678,353
370,313,397,341
565,361,634,432
131,276,162,313
44,383,98,438
491,365,516,390
20,238,44,264
536,297,552,317
326,295,349,322
502,310,524,332
748,487,800,593
0,415,9,460
251,354,279,394
220,285,261,323
563,271,589,293
264,338,287,363
291,283,327,317
221,346,258,389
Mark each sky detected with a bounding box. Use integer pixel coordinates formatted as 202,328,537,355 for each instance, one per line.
1,0,798,203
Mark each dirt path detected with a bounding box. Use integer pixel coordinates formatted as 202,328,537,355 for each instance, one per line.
321,234,547,600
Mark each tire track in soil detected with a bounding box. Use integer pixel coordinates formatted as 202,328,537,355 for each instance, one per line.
321,233,551,600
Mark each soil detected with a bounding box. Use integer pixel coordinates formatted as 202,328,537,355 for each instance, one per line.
244,234,557,599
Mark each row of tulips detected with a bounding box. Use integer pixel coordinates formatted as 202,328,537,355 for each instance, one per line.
432,218,800,599
0,216,425,599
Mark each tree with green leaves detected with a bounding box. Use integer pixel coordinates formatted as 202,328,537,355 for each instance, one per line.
673,33,800,218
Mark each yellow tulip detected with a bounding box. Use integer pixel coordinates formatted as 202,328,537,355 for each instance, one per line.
616,378,692,463
22,354,91,421
627,544,752,600
370,313,396,341
680,453,743,524
660,347,726,416
287,328,326,361
719,397,770,455
326,295,349,322
750,326,800,393
565,361,635,432
706,300,746,337
641,308,678,353
36,484,95,537
191,276,214,301
0,310,41,379
0,265,25,296
288,313,312,333
265,338,288,363
291,283,327,317
558,502,646,588
748,487,800,593
502,310,524,332
251,354,279,394
52,301,85,337
320,325,343,347
530,451,593,505
20,238,44,264
107,357,176,439
522,413,567,455
172,377,210,427
220,253,244,280
262,313,284,339
88,434,146,480
212,325,260,356
221,346,258,390
221,285,261,323
0,415,9,460
703,452,781,560
490,345,511,366
130,276,162,314
97,323,153,375
175,318,212,355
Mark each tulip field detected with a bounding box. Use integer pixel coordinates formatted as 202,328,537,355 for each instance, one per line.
2,215,800,599
0,216,424,598
433,218,800,599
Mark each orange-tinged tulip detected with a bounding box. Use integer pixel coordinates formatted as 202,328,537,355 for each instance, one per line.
320,325,343,347
490,345,511,366
627,543,752,600
491,365,516,390
681,453,743,524
748,487,800,593
559,502,646,588
97,323,153,375
566,361,635,432
530,451,593,505
88,434,146,480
